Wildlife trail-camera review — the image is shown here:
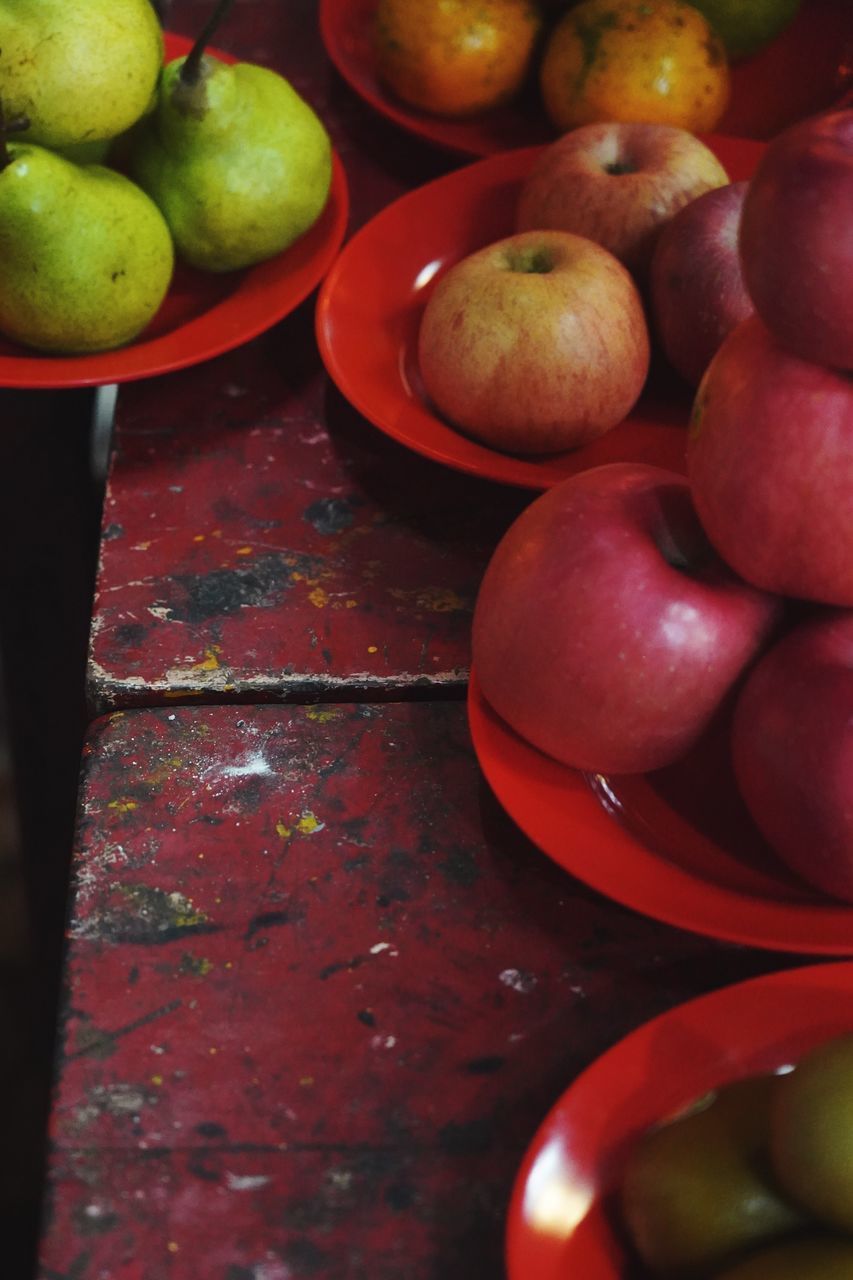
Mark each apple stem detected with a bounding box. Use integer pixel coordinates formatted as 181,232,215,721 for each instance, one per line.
180,0,237,86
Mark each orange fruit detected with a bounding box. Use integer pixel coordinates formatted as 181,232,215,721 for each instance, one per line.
373,0,543,117
540,0,731,133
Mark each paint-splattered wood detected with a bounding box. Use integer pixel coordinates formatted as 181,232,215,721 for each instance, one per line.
39,703,790,1280
86,0,525,715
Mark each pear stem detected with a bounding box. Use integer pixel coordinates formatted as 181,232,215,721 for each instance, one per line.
180,0,237,86
0,98,29,173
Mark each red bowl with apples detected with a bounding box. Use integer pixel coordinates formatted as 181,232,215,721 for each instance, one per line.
468,669,853,954
316,133,764,491
506,961,853,1280
321,0,852,159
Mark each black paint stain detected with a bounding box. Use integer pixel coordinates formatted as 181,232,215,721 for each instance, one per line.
281,1238,331,1274
438,848,481,888
85,885,221,947
438,1117,495,1156
244,909,289,940
114,621,148,646
169,552,317,624
195,1121,228,1139
462,1055,506,1076
384,1180,416,1211
303,496,358,535
356,1009,376,1027
319,954,368,981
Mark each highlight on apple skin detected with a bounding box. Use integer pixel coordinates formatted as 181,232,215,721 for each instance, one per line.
472,461,782,775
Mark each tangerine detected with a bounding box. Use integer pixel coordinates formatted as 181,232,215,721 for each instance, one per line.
373,0,543,118
540,0,730,134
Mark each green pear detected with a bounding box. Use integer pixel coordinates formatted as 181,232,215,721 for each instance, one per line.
0,141,174,354
130,10,332,273
0,0,163,149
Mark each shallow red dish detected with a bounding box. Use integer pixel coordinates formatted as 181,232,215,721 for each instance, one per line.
467,670,853,953
321,0,851,158
506,960,853,1280
316,135,762,491
0,33,349,390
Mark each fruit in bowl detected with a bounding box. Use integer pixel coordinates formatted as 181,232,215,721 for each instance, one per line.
471,462,781,775
372,0,543,118
731,610,853,904
417,230,650,455
538,0,731,135
649,181,753,386
738,109,853,371
687,315,853,606
517,121,729,276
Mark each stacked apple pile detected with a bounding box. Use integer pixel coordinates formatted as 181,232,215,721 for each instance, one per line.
471,108,853,903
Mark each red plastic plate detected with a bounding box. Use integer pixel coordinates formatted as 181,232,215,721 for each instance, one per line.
0,33,349,390
316,135,763,491
467,670,853,953
320,0,851,158
506,960,853,1280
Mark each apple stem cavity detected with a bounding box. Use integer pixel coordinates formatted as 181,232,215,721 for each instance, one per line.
604,160,635,175
505,246,554,275
180,0,237,87
655,510,711,576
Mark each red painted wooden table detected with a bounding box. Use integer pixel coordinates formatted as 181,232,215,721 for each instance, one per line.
38,703,793,1280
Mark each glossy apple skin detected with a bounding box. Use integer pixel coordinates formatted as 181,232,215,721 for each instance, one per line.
649,182,753,387
739,110,853,370
417,230,650,455
687,315,853,606
472,462,781,774
516,122,729,276
731,611,853,902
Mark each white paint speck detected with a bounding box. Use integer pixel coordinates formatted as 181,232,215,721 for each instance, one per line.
370,942,391,954
225,1172,271,1191
209,751,273,779
499,969,538,994
370,1035,397,1050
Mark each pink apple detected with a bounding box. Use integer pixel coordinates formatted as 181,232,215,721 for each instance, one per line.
649,182,753,387
687,315,853,606
472,462,781,775
516,121,729,276
739,109,853,369
417,229,650,455
731,610,853,902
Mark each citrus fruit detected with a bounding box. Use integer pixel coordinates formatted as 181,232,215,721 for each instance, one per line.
619,1076,805,1276
713,1235,853,1280
373,0,543,118
540,0,731,133
689,0,801,61
771,1033,853,1232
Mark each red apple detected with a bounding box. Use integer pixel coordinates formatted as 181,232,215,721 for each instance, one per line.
731,610,853,902
516,122,729,276
472,462,781,775
687,315,853,606
417,229,650,455
649,181,753,387
739,109,853,370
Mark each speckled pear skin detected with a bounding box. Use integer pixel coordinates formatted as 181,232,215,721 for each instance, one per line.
0,0,163,148
0,144,174,354
130,54,333,273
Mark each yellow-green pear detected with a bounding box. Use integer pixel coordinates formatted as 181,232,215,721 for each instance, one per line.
130,0,332,273
0,140,174,354
0,0,163,148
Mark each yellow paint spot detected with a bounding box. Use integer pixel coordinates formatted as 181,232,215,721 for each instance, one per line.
345,599,357,608
308,586,329,609
209,1047,218,1056
305,706,342,724
275,821,292,839
290,571,304,582
193,534,205,543
164,689,203,699
367,645,378,654
236,546,253,556
297,812,324,834
212,529,223,538
198,649,220,671
151,1075,163,1086
198,853,204,860
167,1242,179,1254
225,962,233,970
108,798,137,813
300,1076,314,1087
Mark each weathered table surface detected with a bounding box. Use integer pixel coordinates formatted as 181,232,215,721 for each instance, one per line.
38,702,794,1280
